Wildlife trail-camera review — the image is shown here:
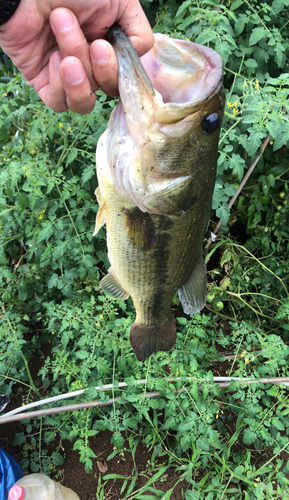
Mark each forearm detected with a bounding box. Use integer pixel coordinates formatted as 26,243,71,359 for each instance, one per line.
0,0,21,25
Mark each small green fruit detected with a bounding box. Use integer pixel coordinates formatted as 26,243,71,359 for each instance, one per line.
216,301,224,311
206,293,215,303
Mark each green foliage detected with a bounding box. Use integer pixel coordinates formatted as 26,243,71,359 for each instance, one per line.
1,1,289,498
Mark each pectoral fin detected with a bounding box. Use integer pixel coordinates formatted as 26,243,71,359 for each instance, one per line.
145,176,198,217
178,253,207,314
93,187,106,236
124,207,156,251
99,267,129,300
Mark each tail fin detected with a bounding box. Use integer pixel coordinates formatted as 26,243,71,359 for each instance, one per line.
130,316,176,361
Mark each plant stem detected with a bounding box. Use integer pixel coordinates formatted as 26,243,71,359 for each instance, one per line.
2,305,42,399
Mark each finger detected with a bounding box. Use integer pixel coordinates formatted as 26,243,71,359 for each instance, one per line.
38,51,68,112
50,7,97,91
117,0,154,57
59,56,97,114
90,40,119,97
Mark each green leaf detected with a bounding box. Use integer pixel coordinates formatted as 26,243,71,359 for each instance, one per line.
31,461,40,473
66,149,78,166
230,0,243,11
243,429,256,445
273,129,289,151
18,283,27,301
18,193,29,210
244,58,258,69
51,452,65,465
246,131,264,156
37,222,54,242
103,474,127,480
75,350,89,359
48,273,59,289
196,437,210,451
111,432,124,449
179,420,194,432
81,164,95,184
216,205,230,227
235,14,248,36
231,153,245,181
249,27,268,46
272,417,285,431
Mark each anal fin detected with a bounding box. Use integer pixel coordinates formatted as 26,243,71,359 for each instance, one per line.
99,268,129,300
178,253,207,315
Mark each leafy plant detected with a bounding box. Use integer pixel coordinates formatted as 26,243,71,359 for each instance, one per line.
1,0,289,498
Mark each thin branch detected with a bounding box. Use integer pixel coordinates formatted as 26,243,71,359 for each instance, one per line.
213,133,270,235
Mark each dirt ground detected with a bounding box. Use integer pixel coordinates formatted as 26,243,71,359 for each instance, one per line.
1,321,288,499
0,340,228,500
0,413,188,499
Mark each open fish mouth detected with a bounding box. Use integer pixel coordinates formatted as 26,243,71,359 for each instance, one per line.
108,25,224,125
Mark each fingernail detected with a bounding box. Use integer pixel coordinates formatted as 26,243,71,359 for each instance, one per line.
63,61,84,85
51,9,74,33
52,51,62,69
92,43,111,66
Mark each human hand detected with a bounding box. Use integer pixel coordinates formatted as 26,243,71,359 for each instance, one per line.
0,0,154,114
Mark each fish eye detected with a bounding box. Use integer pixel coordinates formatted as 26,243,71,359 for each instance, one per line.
202,113,220,134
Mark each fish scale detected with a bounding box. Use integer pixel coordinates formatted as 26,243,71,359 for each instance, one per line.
94,26,225,361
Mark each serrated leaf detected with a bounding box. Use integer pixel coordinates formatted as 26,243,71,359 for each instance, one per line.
53,242,67,260
216,205,230,227
196,437,210,451
272,417,285,431
48,273,59,289
273,129,289,151
249,27,268,46
235,14,248,36
51,452,65,465
246,131,264,156
272,0,289,13
111,432,124,449
230,0,243,10
243,428,256,444
81,164,95,184
66,149,78,166
75,350,89,359
37,222,54,242
179,420,194,432
31,461,40,472
244,58,258,69
231,153,246,181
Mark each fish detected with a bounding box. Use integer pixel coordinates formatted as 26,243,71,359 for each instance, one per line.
94,26,225,361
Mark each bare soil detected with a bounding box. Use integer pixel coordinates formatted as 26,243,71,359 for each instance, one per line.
1,322,288,499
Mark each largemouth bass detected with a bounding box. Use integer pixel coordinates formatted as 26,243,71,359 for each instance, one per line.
94,26,225,361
